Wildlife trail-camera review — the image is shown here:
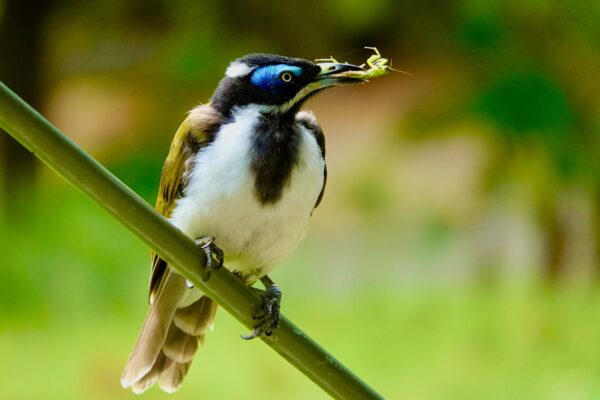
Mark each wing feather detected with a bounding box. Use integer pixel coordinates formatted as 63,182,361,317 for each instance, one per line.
149,105,222,303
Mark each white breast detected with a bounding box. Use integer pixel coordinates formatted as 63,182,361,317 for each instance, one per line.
169,106,324,278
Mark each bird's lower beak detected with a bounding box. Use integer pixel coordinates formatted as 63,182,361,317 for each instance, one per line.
314,62,366,87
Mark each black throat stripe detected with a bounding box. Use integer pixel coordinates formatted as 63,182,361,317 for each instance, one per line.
250,114,301,205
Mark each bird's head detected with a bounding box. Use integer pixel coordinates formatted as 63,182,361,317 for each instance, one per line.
210,54,365,117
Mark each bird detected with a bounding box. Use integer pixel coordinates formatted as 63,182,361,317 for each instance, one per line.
120,53,366,394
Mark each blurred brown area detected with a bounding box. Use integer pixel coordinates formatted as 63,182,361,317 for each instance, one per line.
0,0,55,214
1,1,600,399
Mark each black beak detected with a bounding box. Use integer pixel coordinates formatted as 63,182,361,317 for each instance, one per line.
314,62,365,85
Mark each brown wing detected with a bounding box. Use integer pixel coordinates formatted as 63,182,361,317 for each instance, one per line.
149,105,221,303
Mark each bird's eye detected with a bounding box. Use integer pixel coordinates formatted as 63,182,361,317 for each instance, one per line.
280,72,293,83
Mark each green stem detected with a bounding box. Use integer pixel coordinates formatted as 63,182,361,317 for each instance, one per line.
0,81,383,400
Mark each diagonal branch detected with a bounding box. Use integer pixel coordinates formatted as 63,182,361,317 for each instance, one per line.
0,81,383,400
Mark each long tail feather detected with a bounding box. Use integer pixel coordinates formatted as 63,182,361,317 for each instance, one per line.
162,324,198,363
158,358,191,393
131,352,166,394
121,268,217,393
121,270,185,386
174,295,218,335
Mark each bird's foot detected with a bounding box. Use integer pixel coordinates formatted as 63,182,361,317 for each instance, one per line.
195,236,224,281
241,277,281,340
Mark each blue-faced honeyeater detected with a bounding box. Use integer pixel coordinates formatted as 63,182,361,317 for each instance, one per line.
121,53,369,393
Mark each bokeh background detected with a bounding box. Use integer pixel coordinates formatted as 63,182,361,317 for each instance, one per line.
2,0,600,399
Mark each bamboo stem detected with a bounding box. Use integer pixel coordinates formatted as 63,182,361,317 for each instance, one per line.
0,81,383,400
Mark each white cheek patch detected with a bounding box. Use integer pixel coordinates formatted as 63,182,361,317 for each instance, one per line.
225,62,255,78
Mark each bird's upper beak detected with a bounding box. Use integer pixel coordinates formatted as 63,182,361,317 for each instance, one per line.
313,62,366,87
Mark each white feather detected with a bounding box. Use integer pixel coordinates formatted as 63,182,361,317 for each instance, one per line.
225,62,255,78
170,105,324,278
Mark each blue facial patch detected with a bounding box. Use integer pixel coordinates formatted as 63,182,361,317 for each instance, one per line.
250,64,303,92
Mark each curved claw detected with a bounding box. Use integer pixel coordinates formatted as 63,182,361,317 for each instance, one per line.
195,236,224,281
241,282,281,340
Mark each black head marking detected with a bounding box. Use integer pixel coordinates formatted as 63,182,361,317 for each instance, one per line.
210,54,321,117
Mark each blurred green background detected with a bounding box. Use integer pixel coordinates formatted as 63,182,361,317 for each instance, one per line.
2,0,600,399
